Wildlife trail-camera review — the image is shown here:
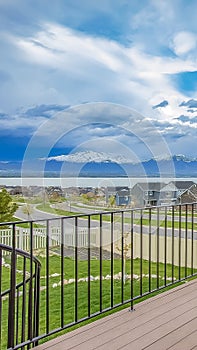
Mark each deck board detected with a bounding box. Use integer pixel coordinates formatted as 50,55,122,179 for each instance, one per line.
35,279,197,350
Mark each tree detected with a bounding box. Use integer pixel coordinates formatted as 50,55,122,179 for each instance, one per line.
22,203,33,220
109,195,116,207
81,193,95,204
50,191,61,202
116,232,132,284
0,188,18,223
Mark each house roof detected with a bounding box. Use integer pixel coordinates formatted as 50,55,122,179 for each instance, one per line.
116,189,130,196
170,181,195,190
106,186,129,193
180,184,197,199
190,184,197,197
135,182,166,191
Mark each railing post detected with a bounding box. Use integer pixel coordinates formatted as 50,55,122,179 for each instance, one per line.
7,224,16,349
61,218,65,328
140,209,143,296
185,204,188,278
0,247,2,350
178,205,182,281
110,212,114,308
148,208,152,293
130,210,134,311
88,215,91,317
75,217,78,323
46,220,49,334
156,207,160,290
99,214,103,313
33,263,40,347
121,211,124,302
172,205,175,283
28,221,33,345
191,203,194,275
164,206,167,286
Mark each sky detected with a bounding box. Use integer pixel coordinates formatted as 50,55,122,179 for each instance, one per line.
0,0,197,164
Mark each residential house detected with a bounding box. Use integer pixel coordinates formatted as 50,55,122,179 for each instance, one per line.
63,187,80,197
78,187,94,195
46,186,64,198
115,188,131,206
178,183,197,204
131,182,166,207
159,181,195,205
6,186,35,197
105,186,130,205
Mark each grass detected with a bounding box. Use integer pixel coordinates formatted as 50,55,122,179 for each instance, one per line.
36,203,77,216
35,204,197,231
1,251,196,349
13,196,43,204
73,202,112,211
7,216,44,228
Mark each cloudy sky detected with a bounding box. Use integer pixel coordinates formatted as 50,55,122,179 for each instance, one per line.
0,0,197,163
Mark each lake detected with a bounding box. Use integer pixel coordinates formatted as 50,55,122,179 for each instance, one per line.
0,177,197,188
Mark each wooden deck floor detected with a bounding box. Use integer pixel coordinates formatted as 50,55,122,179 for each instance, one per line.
35,279,197,350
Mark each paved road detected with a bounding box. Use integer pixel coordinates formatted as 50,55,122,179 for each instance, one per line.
15,203,197,239
15,204,60,221
15,204,104,233
67,204,197,225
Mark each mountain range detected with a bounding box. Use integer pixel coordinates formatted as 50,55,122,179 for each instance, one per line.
0,153,197,177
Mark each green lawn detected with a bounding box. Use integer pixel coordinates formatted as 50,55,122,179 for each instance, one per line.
0,216,44,229
1,251,196,349
35,204,197,231
36,203,77,216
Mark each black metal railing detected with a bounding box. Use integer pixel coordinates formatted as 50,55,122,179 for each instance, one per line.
0,202,197,349
0,242,41,349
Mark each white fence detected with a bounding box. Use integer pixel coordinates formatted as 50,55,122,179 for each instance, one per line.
0,226,97,252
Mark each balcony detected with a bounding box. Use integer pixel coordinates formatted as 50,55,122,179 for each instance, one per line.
1,203,197,349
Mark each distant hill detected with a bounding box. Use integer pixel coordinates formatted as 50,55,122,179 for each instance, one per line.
1,153,197,177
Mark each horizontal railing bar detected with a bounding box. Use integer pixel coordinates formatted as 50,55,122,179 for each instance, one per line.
0,202,197,227
0,244,41,266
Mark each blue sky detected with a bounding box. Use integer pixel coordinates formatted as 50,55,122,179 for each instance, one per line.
0,0,197,163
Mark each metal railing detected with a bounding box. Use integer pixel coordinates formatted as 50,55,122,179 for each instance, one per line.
0,241,41,349
1,203,197,349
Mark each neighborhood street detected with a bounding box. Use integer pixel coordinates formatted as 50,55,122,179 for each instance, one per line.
15,203,197,240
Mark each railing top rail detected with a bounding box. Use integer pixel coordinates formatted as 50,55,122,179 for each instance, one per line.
0,243,41,267
0,201,197,228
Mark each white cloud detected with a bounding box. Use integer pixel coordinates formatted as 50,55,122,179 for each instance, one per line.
0,114,47,132
0,1,197,162
171,31,197,56
22,103,174,166
15,24,124,72
14,23,197,77
6,22,195,121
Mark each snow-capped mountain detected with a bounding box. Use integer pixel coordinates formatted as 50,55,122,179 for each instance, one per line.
43,151,137,164
44,152,197,165
150,154,197,163
1,153,197,177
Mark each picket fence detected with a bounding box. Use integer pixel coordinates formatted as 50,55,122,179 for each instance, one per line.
0,226,97,252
